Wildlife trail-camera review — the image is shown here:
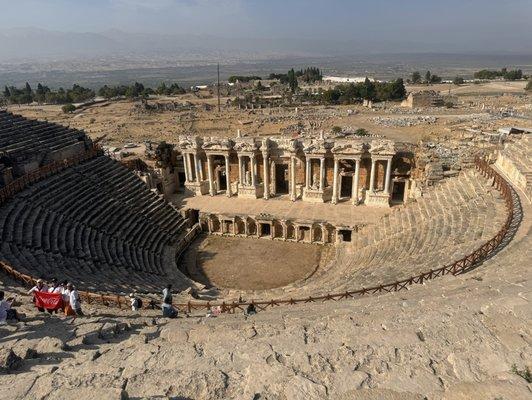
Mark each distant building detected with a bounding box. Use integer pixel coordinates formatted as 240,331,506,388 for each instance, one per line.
401,90,444,108
323,76,376,84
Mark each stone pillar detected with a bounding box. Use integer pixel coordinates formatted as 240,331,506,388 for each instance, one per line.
369,158,376,192
232,219,236,235
384,158,392,194
207,154,215,196
332,158,339,204
186,153,194,182
282,222,287,240
238,155,243,185
353,158,360,205
183,154,190,182
193,153,201,183
207,218,212,233
224,155,231,197
244,220,248,236
305,157,311,189
319,157,325,192
250,155,257,186
262,152,269,199
290,155,297,201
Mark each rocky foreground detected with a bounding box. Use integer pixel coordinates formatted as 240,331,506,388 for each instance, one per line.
0,199,530,399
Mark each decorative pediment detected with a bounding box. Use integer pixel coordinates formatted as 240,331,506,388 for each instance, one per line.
331,140,366,155
176,136,201,151
369,139,395,156
233,138,259,152
303,139,330,155
270,138,299,153
202,137,233,152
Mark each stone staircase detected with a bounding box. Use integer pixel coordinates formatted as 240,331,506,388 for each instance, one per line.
0,155,192,294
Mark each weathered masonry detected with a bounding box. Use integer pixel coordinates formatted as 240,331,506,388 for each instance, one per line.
198,212,360,244
177,135,409,207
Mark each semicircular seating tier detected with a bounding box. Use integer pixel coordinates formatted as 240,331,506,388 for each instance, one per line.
0,110,92,176
231,168,507,300
0,155,192,293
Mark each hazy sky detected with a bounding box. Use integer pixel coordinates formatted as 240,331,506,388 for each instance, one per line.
1,0,531,52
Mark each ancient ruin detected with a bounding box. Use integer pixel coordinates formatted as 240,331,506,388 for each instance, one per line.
0,107,530,399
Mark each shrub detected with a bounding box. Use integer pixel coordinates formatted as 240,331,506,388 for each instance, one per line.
62,104,76,114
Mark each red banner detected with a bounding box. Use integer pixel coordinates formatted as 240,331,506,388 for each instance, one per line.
34,291,63,311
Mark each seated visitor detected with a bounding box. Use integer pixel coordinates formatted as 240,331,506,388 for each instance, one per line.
0,290,20,323
246,303,257,316
129,293,142,311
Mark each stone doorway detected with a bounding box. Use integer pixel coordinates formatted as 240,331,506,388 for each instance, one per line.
275,163,289,194
340,175,353,199
392,181,405,203
216,168,227,191
260,223,271,237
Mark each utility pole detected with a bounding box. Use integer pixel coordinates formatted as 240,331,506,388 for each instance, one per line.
217,63,221,113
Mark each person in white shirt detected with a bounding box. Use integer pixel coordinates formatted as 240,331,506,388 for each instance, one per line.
67,283,83,323
28,279,48,295
28,279,48,312
48,278,62,294
0,290,19,323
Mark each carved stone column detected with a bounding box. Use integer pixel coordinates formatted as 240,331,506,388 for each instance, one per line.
369,158,376,192
193,153,201,183
238,155,243,184
186,153,194,182
353,158,360,205
207,154,215,196
183,154,190,183
332,158,339,204
262,151,269,199
224,155,231,197
290,155,297,201
305,157,311,189
281,222,287,240
319,157,325,192
384,158,392,194
250,154,257,186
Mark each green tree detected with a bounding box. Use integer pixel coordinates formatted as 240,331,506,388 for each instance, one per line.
430,74,442,83
453,76,464,85
425,71,431,83
62,103,76,113
411,71,422,84
287,68,298,93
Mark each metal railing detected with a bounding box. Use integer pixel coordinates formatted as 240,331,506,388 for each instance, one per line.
0,156,517,314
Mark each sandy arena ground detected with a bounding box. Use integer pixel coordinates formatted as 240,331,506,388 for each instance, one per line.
182,235,325,290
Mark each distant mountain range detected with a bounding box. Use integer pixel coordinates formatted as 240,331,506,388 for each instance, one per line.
2,28,531,65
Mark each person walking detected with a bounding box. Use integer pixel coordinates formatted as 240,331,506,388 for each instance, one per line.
67,283,83,323
161,284,177,318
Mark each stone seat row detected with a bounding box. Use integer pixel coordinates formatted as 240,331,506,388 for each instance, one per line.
0,111,86,157
0,201,166,276
243,169,507,300
0,241,166,293
0,154,190,292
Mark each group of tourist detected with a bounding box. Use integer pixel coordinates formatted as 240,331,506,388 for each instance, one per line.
28,278,83,322
1,281,257,325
